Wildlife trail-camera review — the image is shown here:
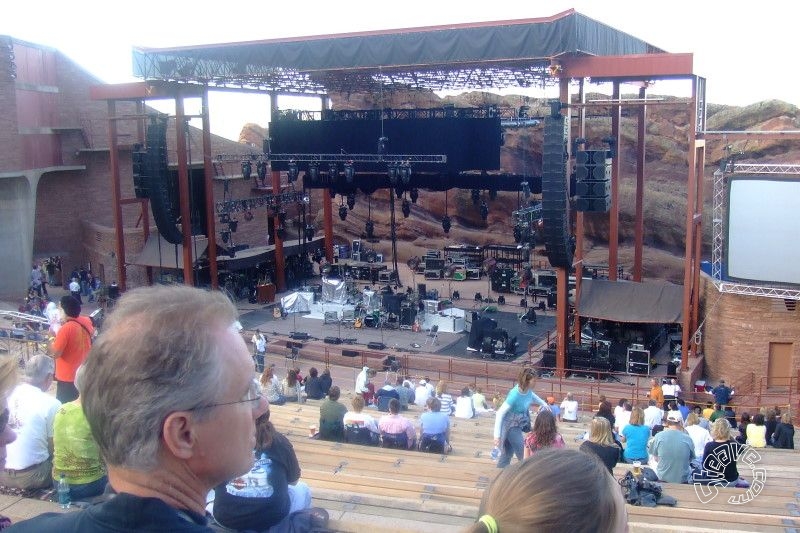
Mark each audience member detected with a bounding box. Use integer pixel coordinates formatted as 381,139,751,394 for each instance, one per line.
648,411,695,483
620,407,649,464
746,413,767,448
471,386,494,415
684,412,712,460
613,398,627,421
702,402,715,421
318,386,346,442
260,365,285,405
354,367,376,405
615,402,632,435
0,355,60,490
694,405,711,430
8,284,269,531
0,356,19,471
466,448,627,533
414,379,431,408
303,368,325,400
676,398,690,421
579,416,622,473
735,412,751,445
643,399,664,429
49,295,93,403
662,378,680,410
319,369,332,396
435,380,454,415
454,387,476,419
419,397,451,453
375,380,400,412
709,403,726,422
560,392,578,423
211,406,311,531
394,377,414,410
764,407,780,443
596,400,616,430
723,404,736,427
546,396,561,420
343,396,380,445
523,409,564,457
701,418,747,487
493,368,548,468
282,369,302,402
648,379,664,407
772,412,795,449
377,399,416,449
52,365,106,500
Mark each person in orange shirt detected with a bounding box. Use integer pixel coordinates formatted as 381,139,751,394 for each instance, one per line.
648,378,664,407
50,295,94,403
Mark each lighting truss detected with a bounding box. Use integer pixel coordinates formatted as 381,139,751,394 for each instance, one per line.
215,190,306,214
711,163,800,301
267,153,447,164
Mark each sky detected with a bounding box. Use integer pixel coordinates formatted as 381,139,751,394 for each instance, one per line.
3,0,797,141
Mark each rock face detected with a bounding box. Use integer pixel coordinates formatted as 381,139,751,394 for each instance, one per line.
238,93,800,283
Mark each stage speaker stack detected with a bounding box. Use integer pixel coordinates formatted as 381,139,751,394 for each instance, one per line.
146,117,184,245
367,342,386,350
324,336,343,345
290,332,309,340
541,109,574,269
575,149,611,212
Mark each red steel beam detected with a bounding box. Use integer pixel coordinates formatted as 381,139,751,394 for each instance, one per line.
90,81,204,101
680,83,700,371
633,86,647,282
175,96,194,286
573,79,586,345
608,82,621,281
202,88,219,290
561,53,694,80
108,101,127,292
555,78,570,378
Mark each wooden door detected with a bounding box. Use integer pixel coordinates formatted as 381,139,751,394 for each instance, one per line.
767,342,793,388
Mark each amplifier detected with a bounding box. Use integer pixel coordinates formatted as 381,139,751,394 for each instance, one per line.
342,349,360,358
367,342,386,350
324,336,343,345
290,332,309,340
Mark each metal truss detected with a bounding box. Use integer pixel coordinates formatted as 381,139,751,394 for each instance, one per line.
711,163,800,300
215,190,306,215
267,154,447,164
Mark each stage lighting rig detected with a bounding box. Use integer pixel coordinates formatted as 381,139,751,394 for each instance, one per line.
241,160,252,180
308,163,319,183
387,164,399,186
441,215,451,235
401,199,411,218
287,160,299,183
409,188,419,203
365,219,375,239
304,224,315,241
256,160,268,185
338,204,348,221
344,161,355,183
328,163,338,182
346,193,356,210
399,162,411,185
480,201,489,221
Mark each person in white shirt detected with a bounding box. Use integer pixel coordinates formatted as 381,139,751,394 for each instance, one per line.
643,400,665,429
613,398,627,421
454,387,476,419
0,354,61,490
250,329,267,372
684,412,712,461
615,402,632,435
560,392,579,423
661,379,677,409
414,379,431,408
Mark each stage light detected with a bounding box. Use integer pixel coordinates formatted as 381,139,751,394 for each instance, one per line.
241,160,252,180
401,199,411,218
399,163,411,185
328,163,338,181
480,201,489,221
441,215,451,234
308,163,319,183
304,224,315,241
347,193,356,210
256,160,268,183
395,187,403,199
471,189,480,206
521,181,530,199
377,136,388,155
302,194,310,204
365,220,374,239
410,188,419,203
387,164,398,186
287,160,299,183
338,204,348,221
344,161,355,183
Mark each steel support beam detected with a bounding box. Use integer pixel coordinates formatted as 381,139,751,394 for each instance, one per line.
561,53,693,80
175,96,194,286
202,88,219,290
634,86,647,281
608,82,621,281
107,101,127,292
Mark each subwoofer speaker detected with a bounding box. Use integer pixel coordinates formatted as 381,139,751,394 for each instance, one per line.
367,342,386,350
541,113,574,269
324,336,342,345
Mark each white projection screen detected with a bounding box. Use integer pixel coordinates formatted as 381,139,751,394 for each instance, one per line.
726,176,800,286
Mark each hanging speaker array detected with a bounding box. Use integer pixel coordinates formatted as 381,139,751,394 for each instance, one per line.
540,110,574,270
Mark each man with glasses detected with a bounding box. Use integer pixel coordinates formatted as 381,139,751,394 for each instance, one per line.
8,285,267,532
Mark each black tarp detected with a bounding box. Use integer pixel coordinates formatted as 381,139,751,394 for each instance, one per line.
577,279,683,324
133,11,665,92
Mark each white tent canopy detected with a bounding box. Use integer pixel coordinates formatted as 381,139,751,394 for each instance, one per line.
280,291,312,314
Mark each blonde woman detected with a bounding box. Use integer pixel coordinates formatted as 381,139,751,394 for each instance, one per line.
702,418,748,487
579,416,622,473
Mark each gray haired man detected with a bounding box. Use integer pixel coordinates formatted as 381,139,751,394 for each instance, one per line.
0,354,59,490
8,285,268,532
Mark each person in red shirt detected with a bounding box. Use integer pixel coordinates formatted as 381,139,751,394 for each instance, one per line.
50,295,93,403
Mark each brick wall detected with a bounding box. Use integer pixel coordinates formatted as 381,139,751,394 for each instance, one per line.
700,274,799,389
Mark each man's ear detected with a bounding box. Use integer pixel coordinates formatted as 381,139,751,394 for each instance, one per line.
162,411,196,460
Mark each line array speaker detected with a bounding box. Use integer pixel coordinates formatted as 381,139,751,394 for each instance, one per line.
541,113,574,269
146,117,183,245
575,149,612,213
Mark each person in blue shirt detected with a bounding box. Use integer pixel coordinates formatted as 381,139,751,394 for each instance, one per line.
492,368,549,468
419,397,451,453
620,407,650,463
708,380,733,406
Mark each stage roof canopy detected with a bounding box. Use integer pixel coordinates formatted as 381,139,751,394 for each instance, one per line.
131,10,678,95
577,279,684,324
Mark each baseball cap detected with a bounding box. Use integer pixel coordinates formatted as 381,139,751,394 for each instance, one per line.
666,411,683,424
